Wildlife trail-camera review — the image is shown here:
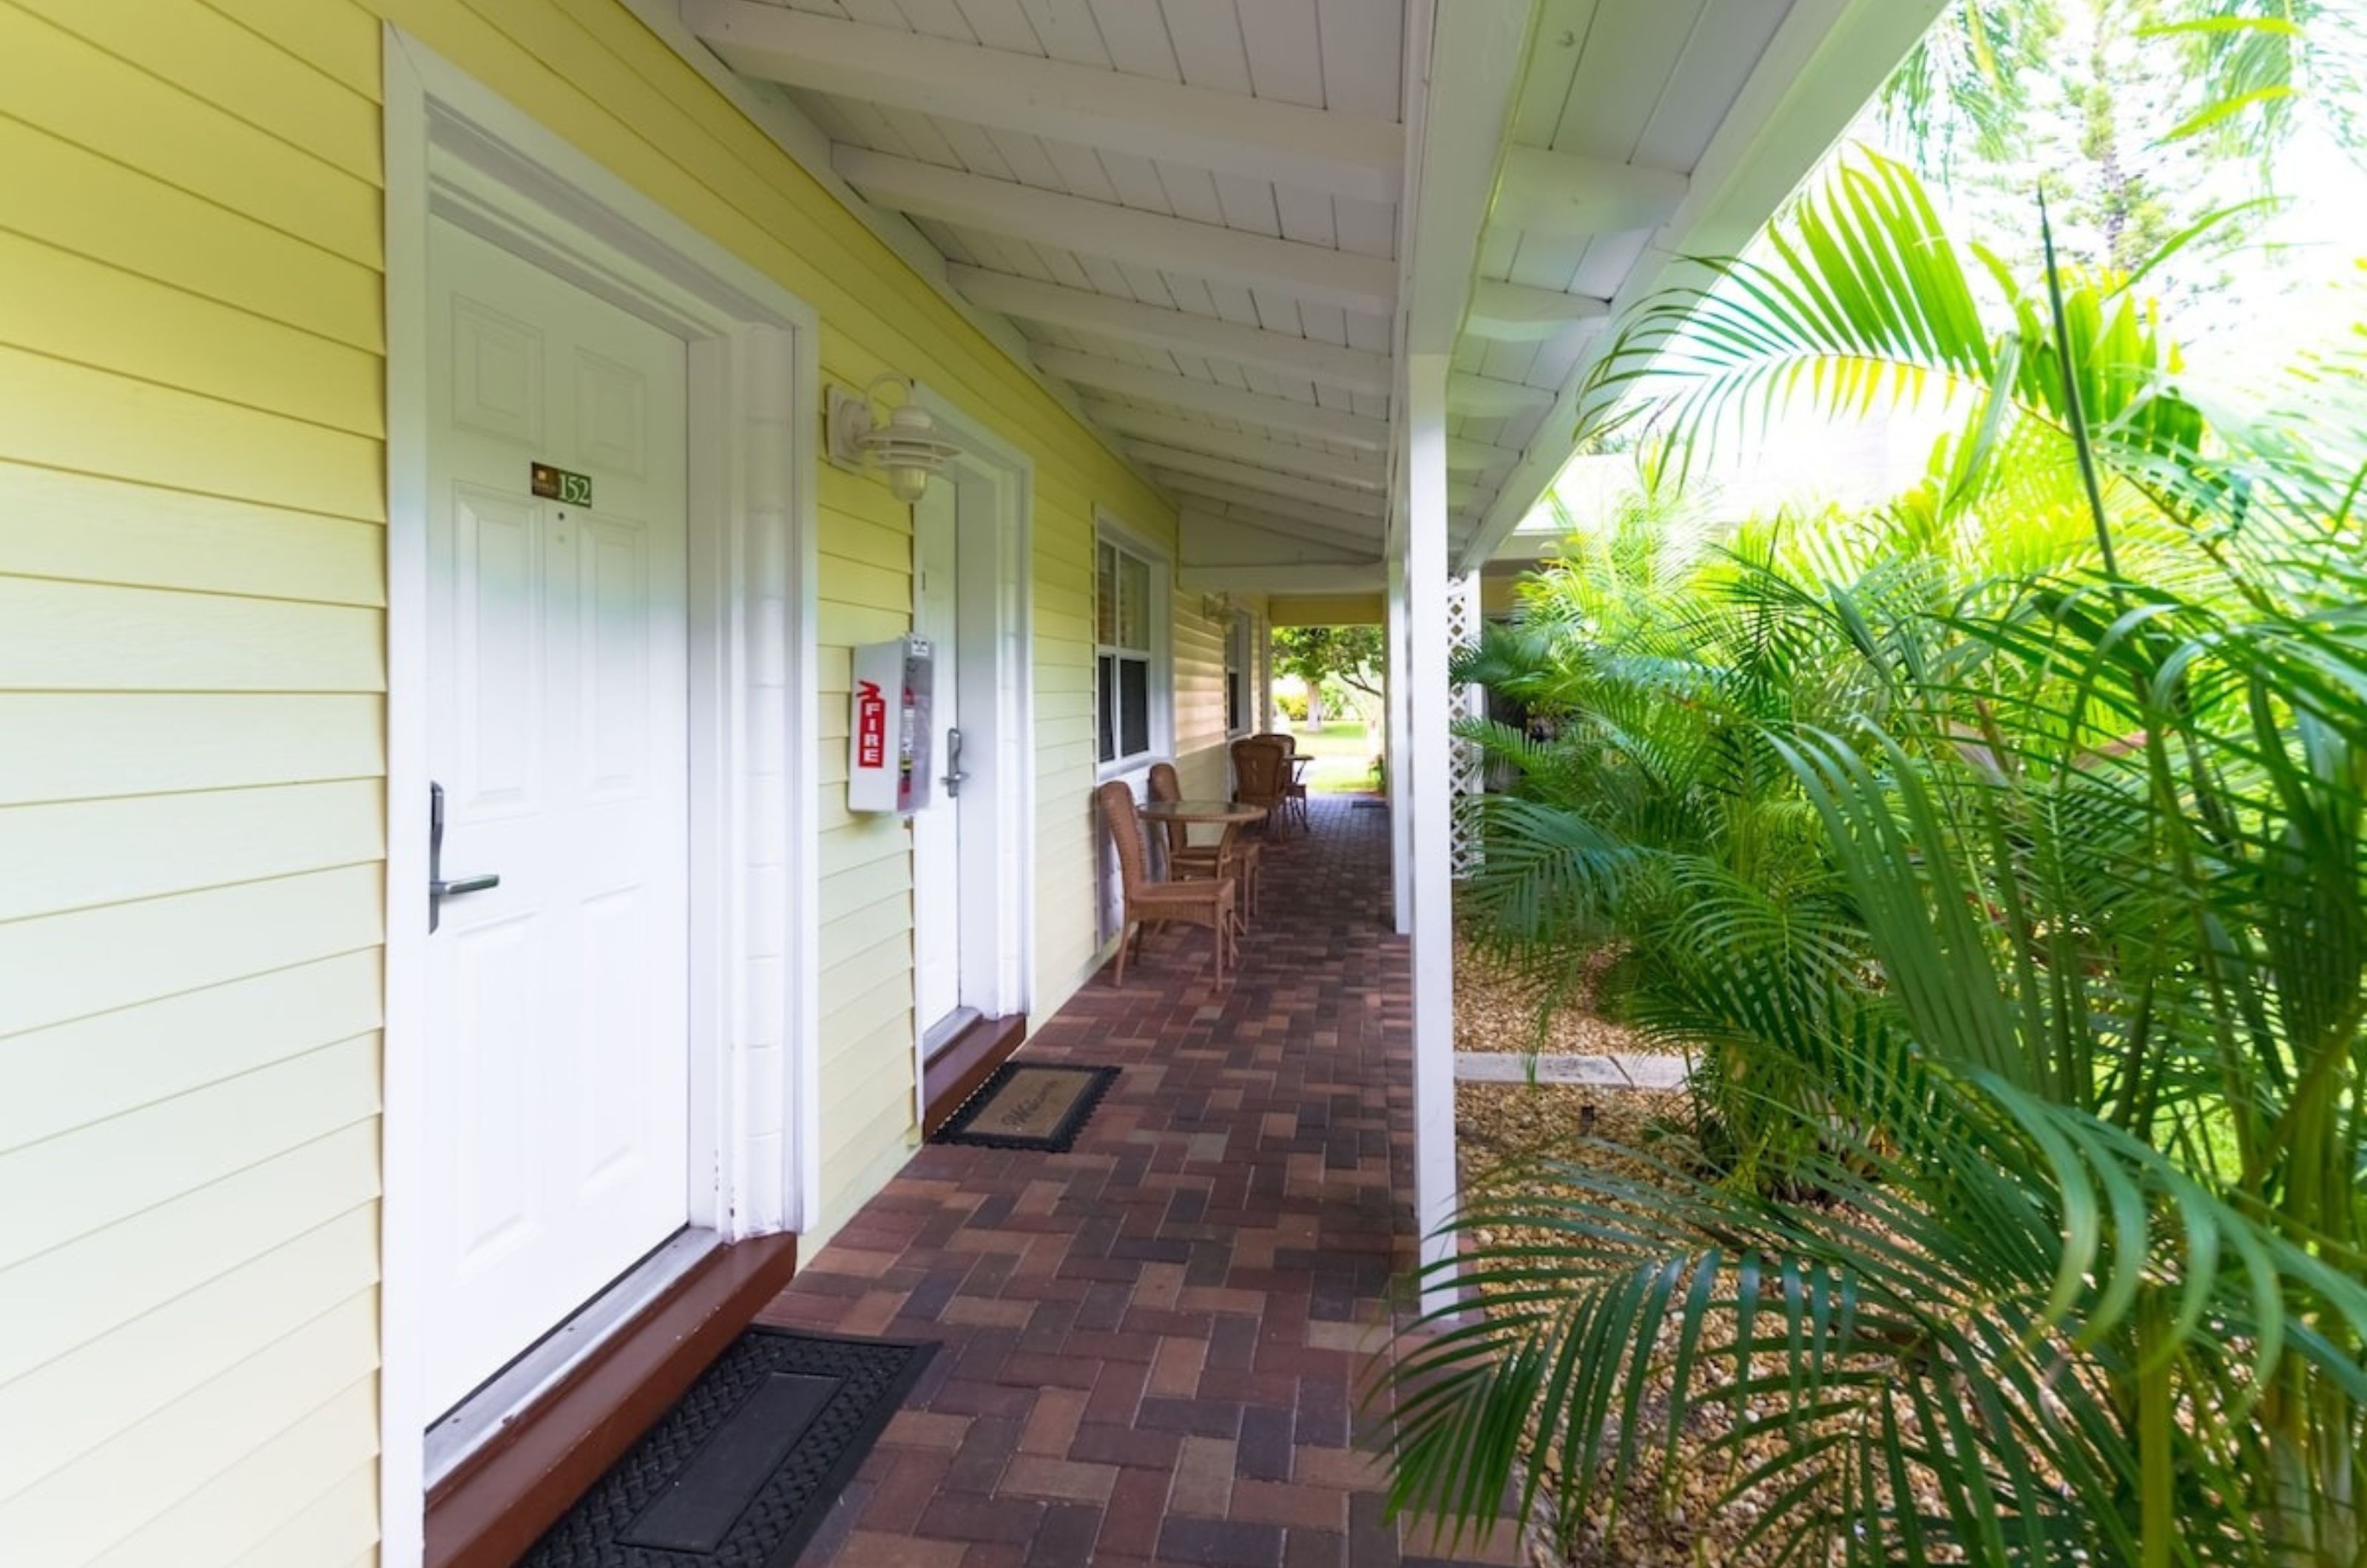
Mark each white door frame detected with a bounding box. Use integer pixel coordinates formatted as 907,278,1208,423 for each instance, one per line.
908,388,1036,1115
381,31,822,1567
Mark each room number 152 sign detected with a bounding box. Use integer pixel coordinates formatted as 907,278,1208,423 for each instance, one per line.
530,462,593,506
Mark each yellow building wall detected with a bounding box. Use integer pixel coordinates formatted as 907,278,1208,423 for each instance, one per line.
0,0,1201,1561
1269,590,1385,626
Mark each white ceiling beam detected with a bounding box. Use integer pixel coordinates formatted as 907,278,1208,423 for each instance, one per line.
1179,504,1380,558
1449,373,1556,418
947,268,1394,395
1454,0,1952,574
1155,476,1389,541
1132,446,1388,517
1464,280,1612,342
1035,349,1391,450
685,0,1404,203
1085,403,1385,493
834,149,1399,314
1490,146,1690,239
1397,0,1533,357
1450,436,1518,475
1180,562,1385,594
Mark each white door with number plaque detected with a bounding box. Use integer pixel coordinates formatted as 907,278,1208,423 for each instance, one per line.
421,217,692,1418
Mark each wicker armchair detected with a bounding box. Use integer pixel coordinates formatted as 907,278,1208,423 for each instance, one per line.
1097,780,1235,984
1229,736,1291,838
1255,730,1311,833
1149,762,1260,924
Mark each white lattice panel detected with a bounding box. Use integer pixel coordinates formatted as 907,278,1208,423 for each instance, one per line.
1449,573,1487,879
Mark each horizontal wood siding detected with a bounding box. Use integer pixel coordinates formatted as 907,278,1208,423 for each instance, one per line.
0,0,1174,1561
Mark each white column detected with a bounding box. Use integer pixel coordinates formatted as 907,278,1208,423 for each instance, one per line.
1385,550,1412,936
1404,353,1458,1277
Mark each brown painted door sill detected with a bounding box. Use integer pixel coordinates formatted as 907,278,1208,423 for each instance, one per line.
424,1232,799,1568
922,1012,1029,1135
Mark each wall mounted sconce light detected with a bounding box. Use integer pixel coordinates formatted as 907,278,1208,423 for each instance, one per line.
825,375,962,504
1200,592,1237,621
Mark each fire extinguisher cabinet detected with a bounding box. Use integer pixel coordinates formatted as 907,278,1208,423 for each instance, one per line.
848,635,935,815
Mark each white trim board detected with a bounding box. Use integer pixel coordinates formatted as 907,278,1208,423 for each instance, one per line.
381,30,823,1567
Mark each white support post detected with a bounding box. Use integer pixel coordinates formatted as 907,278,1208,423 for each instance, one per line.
1405,354,1459,1278
1385,550,1412,936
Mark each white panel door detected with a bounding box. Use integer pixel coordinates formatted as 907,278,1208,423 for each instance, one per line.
422,217,692,1418
912,482,965,1041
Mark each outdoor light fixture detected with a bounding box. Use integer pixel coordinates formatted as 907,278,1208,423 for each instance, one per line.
825,374,962,503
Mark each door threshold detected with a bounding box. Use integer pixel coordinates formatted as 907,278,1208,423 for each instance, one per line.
921,1005,982,1061
922,1012,1030,1135
427,1229,720,1489
424,1231,800,1568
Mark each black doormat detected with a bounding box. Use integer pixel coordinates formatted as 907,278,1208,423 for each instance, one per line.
1351,797,1387,809
516,1328,934,1568
931,1061,1118,1152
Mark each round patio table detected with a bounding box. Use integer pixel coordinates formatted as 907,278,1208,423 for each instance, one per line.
1138,798,1268,939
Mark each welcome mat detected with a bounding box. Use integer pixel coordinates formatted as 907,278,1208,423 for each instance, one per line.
931,1061,1118,1152
517,1328,933,1568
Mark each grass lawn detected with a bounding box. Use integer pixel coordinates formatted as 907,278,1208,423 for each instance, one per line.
1283,719,1379,793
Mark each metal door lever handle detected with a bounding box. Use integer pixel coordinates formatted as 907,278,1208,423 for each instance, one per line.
941,726,970,798
428,780,501,932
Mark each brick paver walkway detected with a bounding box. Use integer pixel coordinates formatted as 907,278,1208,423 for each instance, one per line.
762,796,1519,1568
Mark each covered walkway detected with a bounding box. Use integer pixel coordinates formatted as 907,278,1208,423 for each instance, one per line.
760,797,1513,1568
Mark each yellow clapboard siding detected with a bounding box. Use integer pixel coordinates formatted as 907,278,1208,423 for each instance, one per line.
0,1203,378,1501
0,1123,379,1384
229,1456,381,1568
0,237,384,441
817,601,911,649
0,1290,378,1565
84,1382,377,1568
819,819,908,879
0,781,382,922
0,462,384,605
820,554,911,614
0,694,384,805
0,578,385,692
0,1035,380,1270
0,862,383,1038
0,116,382,353
821,970,915,1047
199,0,380,101
0,348,382,521
818,932,914,1016
0,952,383,1153
10,0,381,183
0,4,381,267
819,890,911,977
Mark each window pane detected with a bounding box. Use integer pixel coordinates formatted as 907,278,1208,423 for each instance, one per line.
1119,656,1150,757
1097,654,1117,763
1117,552,1152,651
1226,670,1242,734
1095,542,1116,646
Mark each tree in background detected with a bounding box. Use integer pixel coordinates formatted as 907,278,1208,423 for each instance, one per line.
1877,0,2367,318
1271,625,1383,729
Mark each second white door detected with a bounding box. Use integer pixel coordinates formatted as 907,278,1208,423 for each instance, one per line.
912,482,966,1043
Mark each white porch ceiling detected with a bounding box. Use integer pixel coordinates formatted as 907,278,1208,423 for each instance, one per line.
666,0,1942,574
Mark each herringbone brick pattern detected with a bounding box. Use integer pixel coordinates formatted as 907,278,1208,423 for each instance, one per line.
762,796,1518,1567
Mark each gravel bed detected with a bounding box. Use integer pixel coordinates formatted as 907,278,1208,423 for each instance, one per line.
1454,941,1686,1059
1452,1081,1806,1568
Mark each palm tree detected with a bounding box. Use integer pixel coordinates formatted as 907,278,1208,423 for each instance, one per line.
1386,153,2367,1564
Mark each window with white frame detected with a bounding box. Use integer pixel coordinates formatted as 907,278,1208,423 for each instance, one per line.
1224,613,1254,737
1095,533,1161,768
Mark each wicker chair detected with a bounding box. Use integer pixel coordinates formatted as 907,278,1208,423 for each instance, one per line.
1229,736,1291,839
1149,761,1260,924
1097,780,1235,985
1255,730,1311,833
